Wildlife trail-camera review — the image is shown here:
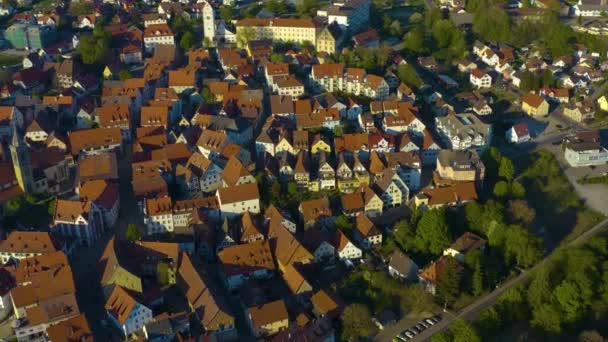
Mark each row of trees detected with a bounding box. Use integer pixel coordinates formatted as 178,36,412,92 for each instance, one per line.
440,235,608,341
472,5,608,58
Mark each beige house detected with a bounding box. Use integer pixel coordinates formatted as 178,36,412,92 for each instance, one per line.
248,299,289,337
521,93,549,116
436,150,485,184
563,102,594,123
236,18,317,47
316,24,341,55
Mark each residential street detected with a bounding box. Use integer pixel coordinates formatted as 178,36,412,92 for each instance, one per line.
378,217,608,342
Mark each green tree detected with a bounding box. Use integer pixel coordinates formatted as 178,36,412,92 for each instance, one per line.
77,26,111,65
531,304,562,334
472,6,511,43
472,259,484,296
503,225,542,267
156,261,171,285
403,27,426,54
553,280,586,323
450,319,481,342
510,181,525,198
341,304,377,341
264,0,288,14
335,215,352,231
578,330,605,342
507,199,536,225
436,257,462,306
396,64,423,89
498,284,529,322
297,0,321,17
493,181,510,198
431,19,466,62
270,52,284,63
200,87,212,103
126,224,141,241
118,70,132,81
393,219,416,252
414,208,451,255
498,157,515,181
180,31,195,50
236,26,256,48
474,307,502,338
520,70,541,92
219,6,234,23
431,332,451,342
202,37,212,48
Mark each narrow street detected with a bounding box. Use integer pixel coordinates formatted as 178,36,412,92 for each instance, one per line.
71,143,140,340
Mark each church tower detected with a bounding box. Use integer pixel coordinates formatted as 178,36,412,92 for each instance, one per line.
201,0,216,44
10,128,33,193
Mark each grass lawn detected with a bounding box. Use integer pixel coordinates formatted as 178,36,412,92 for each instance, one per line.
0,54,21,67
517,150,604,244
578,174,608,186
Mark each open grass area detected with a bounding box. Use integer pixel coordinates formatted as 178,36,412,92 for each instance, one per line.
517,149,605,243
578,174,608,186
0,54,22,67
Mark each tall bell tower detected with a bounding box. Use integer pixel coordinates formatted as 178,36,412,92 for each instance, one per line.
10,128,33,193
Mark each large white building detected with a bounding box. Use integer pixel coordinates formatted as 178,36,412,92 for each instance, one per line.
435,112,492,153
143,24,175,52
310,64,389,99
235,18,317,47
200,0,215,42
53,199,105,246
564,131,608,167
317,0,371,34
217,182,261,218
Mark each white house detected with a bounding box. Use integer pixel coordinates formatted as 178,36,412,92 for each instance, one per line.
353,213,382,249
506,122,531,144
470,68,492,88
144,197,174,235
52,199,105,246
105,286,153,337
335,230,362,261
388,250,419,281
143,24,175,52
217,183,261,218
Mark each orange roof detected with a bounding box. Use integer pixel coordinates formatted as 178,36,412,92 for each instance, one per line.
105,286,140,325
141,106,169,127
248,299,288,328
266,63,289,76
42,95,72,105
46,314,93,342
221,156,251,187
335,133,368,153
54,199,92,223
69,128,122,155
522,93,545,108
144,23,174,37
0,231,62,255
299,197,332,223
419,256,463,284
417,182,478,207
146,196,173,216
79,180,119,212
217,182,260,204
169,67,196,87
218,240,276,276
312,63,344,78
